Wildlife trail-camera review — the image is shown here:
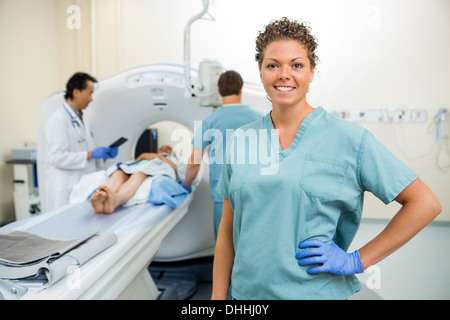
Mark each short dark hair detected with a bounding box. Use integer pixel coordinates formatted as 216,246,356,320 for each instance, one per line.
218,70,243,97
64,72,98,100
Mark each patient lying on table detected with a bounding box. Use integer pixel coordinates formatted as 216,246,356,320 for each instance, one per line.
90,145,188,214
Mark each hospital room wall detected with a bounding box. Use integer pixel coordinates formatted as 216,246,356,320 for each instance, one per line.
0,0,449,224
0,0,93,224
0,0,57,224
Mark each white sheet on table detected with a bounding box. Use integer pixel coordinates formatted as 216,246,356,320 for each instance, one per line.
69,170,157,207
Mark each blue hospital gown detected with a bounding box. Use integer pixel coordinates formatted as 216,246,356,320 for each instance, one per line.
216,107,418,300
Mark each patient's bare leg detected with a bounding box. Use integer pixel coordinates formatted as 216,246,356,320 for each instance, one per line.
102,172,148,214
90,189,107,213
105,170,129,193
117,172,148,203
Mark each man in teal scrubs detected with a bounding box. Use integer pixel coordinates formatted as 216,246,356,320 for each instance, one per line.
183,70,263,239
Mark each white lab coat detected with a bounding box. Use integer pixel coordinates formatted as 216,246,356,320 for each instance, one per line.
43,102,103,211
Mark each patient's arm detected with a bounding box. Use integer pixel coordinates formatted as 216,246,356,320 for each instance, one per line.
136,152,178,174
157,155,178,173
135,152,158,161
184,146,203,187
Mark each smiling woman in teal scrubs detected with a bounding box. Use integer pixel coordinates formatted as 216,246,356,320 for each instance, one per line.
211,17,442,300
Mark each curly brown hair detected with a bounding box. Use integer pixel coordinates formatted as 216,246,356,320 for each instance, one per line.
255,17,319,69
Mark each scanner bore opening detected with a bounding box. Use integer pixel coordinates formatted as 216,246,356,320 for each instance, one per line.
133,120,204,185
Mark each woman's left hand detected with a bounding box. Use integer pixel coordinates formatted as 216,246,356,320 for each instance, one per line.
296,240,364,275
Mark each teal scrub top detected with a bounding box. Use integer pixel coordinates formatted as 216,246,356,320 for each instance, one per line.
192,104,263,202
217,107,418,300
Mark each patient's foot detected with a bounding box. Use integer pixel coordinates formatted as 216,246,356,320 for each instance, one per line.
90,188,107,213
101,186,119,214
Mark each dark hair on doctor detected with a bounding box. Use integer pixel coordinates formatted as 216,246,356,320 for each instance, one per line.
64,72,98,100
255,17,319,69
218,70,243,97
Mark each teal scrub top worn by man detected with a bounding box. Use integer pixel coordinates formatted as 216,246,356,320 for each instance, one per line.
217,107,418,300
192,104,263,236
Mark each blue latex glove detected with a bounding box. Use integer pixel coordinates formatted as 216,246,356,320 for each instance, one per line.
180,182,192,193
91,146,118,159
296,240,364,275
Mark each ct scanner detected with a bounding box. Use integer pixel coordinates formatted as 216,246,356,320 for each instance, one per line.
0,62,269,300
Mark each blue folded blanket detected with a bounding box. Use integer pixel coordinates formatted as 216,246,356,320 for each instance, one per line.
148,176,189,209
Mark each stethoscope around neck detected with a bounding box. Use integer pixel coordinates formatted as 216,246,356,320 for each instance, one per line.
63,103,87,144
63,102,83,128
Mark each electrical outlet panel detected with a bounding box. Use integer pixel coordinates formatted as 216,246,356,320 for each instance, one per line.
328,108,427,123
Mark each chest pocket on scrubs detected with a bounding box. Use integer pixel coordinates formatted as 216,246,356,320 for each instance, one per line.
229,164,252,193
300,154,349,202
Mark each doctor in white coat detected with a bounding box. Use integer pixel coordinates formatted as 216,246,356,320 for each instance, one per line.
43,72,118,212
